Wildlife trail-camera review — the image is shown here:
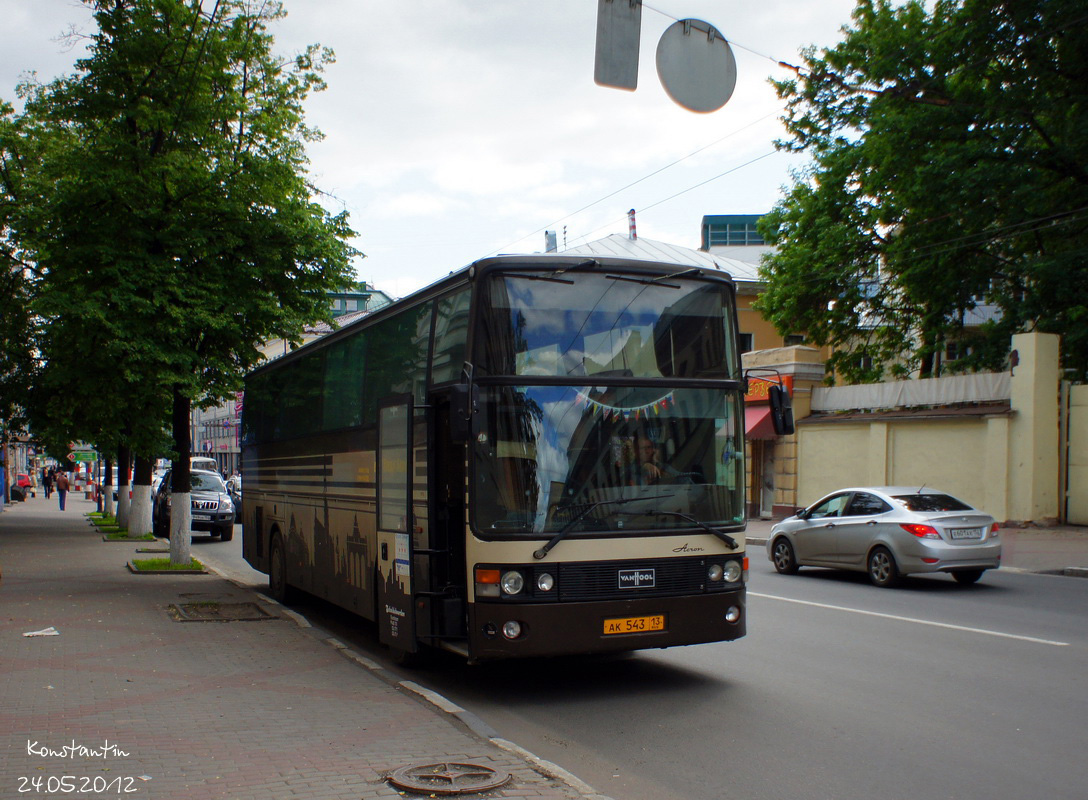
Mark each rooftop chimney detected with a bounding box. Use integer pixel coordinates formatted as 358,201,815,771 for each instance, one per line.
628,208,637,240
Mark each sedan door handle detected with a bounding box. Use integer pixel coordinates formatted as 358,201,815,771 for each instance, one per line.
867,520,879,525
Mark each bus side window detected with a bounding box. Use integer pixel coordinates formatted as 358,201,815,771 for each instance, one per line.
432,289,472,385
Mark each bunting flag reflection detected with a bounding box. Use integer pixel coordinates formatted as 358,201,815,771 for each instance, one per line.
573,390,675,420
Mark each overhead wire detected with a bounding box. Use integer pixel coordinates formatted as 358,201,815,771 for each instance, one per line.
487,110,785,256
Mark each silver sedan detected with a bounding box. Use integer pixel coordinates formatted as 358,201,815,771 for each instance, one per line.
766,487,1001,587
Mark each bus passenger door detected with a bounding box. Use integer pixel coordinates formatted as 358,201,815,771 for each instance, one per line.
376,398,417,653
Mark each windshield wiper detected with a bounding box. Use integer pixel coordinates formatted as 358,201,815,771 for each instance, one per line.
646,510,738,549
505,258,598,285
507,273,575,285
533,495,668,560
603,268,701,289
552,258,599,278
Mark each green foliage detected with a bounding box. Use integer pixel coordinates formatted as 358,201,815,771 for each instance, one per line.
0,103,40,435
757,0,1088,382
6,0,356,466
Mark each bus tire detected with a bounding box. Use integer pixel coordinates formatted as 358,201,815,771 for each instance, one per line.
388,645,427,669
269,534,295,604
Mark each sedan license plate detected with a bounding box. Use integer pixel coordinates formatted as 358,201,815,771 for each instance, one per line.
603,615,665,635
949,527,982,539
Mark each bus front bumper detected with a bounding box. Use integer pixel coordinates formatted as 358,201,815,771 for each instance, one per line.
467,590,745,661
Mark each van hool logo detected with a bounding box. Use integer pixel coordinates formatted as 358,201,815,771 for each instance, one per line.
618,568,656,589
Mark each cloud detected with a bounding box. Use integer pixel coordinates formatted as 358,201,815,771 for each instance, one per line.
3,0,859,296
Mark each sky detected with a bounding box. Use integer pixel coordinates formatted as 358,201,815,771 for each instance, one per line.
1,0,860,299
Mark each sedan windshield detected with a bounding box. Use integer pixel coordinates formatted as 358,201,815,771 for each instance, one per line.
473,386,744,535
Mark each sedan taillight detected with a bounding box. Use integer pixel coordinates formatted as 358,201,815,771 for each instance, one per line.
901,523,940,539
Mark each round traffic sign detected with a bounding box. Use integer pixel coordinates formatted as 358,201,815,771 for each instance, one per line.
656,19,737,113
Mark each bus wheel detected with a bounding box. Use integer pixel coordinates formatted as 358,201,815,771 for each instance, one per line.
269,535,295,604
388,645,427,669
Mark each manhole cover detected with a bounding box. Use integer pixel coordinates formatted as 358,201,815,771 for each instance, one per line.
387,762,510,796
168,602,275,622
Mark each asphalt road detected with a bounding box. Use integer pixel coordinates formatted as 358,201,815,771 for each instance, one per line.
199,530,1088,800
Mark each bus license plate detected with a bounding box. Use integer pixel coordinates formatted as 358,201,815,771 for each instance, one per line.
603,615,665,635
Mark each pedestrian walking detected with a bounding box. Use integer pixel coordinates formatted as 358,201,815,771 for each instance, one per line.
55,470,70,511
43,467,54,499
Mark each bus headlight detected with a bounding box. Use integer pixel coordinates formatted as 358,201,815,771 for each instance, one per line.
725,606,742,623
500,570,525,596
723,560,743,583
707,563,724,582
502,620,523,640
536,573,555,592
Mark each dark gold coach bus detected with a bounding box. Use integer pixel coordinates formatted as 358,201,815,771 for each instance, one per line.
241,254,790,662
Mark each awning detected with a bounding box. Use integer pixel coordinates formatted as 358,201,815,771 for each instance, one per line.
745,406,777,440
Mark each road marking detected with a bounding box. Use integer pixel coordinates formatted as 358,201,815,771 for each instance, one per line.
750,592,1070,646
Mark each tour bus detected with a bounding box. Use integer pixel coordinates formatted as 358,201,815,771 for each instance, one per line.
240,254,792,662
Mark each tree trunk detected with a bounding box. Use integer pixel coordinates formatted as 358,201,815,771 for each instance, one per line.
102,456,115,517
129,455,154,536
115,445,132,528
169,386,193,565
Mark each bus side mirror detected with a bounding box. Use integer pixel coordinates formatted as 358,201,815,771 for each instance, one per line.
450,383,479,443
769,385,795,436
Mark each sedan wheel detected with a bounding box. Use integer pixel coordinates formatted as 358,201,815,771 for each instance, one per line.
952,569,984,585
772,538,800,575
867,546,900,588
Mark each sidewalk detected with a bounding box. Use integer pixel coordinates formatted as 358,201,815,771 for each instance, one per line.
0,496,608,800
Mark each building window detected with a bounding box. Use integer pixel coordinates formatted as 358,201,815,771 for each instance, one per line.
738,333,753,354
784,334,805,346
946,341,973,361
346,299,358,311
706,222,765,248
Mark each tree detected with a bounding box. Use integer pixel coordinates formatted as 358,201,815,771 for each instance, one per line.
0,104,39,473
11,0,356,559
755,0,1088,382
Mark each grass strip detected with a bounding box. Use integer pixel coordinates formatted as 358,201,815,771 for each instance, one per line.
131,557,205,572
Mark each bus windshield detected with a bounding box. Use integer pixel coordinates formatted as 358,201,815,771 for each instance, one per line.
473,386,745,536
477,270,739,379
